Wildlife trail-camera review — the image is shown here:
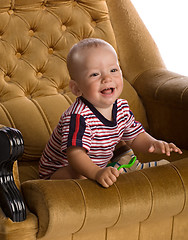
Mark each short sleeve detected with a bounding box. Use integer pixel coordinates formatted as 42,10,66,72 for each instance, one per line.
67,114,91,151
122,109,145,141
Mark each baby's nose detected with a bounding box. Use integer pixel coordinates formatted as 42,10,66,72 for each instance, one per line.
102,74,112,83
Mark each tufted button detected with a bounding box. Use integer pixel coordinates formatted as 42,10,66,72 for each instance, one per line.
91,21,97,28
8,10,14,15
36,72,43,78
4,75,11,82
16,52,22,59
57,88,65,94
28,30,34,37
72,1,77,7
41,5,46,10
48,48,54,54
61,25,67,31
26,94,32,100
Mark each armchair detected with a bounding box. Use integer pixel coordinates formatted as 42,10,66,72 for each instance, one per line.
0,0,187,239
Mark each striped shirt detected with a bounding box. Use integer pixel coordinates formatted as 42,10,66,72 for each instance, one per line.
39,97,145,179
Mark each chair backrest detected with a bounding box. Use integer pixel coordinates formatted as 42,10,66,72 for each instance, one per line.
0,0,155,163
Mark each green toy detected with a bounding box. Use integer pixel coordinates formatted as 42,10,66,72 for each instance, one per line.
117,156,137,170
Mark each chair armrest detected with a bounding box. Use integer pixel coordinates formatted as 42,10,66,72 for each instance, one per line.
21,159,188,239
0,208,38,240
134,68,188,149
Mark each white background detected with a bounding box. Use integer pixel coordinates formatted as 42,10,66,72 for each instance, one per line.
131,0,188,76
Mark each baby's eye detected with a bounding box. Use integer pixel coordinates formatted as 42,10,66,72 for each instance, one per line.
89,73,99,77
111,68,118,72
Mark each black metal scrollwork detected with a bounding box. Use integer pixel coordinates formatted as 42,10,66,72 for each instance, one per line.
0,127,26,222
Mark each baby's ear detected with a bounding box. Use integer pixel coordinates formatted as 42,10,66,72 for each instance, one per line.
69,79,82,96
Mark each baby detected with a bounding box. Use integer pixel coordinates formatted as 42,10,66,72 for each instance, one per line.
39,38,182,188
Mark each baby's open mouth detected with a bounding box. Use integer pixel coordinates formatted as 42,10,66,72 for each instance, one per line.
101,88,114,95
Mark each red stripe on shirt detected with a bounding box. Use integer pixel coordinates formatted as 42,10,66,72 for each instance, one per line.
72,114,80,145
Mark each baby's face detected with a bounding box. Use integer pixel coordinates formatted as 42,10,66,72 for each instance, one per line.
72,45,123,111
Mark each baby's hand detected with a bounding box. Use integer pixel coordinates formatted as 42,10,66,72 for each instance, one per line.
148,140,182,156
95,167,122,188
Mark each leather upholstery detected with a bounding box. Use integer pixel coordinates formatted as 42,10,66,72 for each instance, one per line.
0,0,188,239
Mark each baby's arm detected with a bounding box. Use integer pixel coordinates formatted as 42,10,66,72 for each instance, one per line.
67,146,121,188
126,132,182,156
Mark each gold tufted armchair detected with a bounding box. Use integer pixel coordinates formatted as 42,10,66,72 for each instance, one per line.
0,0,188,239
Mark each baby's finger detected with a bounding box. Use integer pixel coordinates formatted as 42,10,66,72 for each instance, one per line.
101,181,110,188
148,145,155,153
110,167,120,177
118,168,124,174
169,143,183,154
109,173,117,183
103,177,114,188
157,141,166,154
163,141,171,156
99,178,110,188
